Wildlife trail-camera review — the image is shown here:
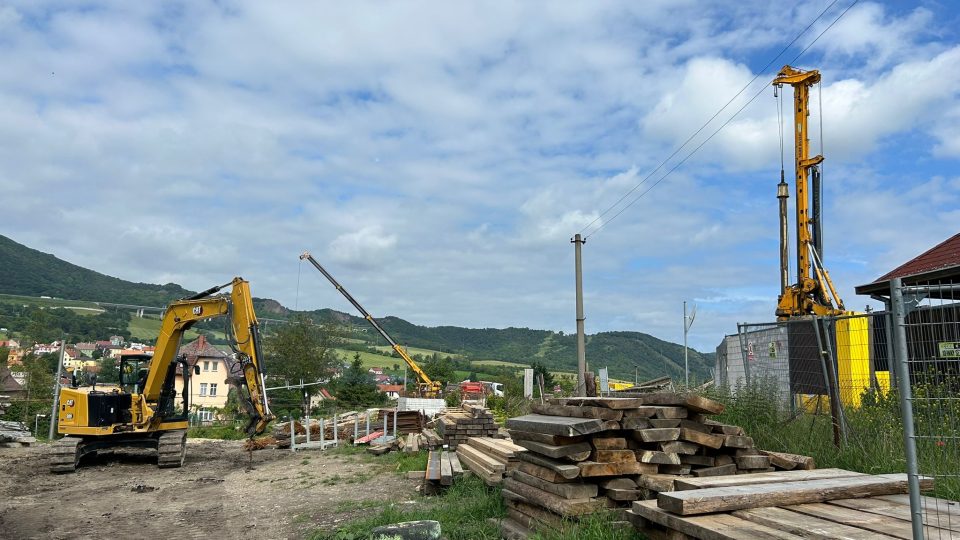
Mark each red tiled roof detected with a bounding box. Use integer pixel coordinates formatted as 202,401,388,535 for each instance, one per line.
377,384,403,393
874,232,960,283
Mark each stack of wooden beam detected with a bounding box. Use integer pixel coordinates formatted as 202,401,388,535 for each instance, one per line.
422,449,465,493
377,409,425,435
455,437,526,486
435,404,499,449
497,393,814,538
0,420,35,448
626,469,939,539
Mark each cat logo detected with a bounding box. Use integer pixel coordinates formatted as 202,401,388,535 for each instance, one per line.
192,306,203,316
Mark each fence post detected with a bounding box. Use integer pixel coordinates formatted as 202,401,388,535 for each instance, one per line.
333,413,338,447
365,411,371,437
320,417,325,448
290,418,295,452
393,409,398,438
736,323,752,386
354,414,359,446
890,277,924,539
811,317,842,448
819,317,848,445
305,414,311,446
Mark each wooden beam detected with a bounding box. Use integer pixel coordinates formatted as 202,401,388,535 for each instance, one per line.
506,429,585,446
674,468,865,491
519,451,581,479
531,403,624,421
505,414,605,437
515,460,576,484
633,500,806,540
513,439,592,460
732,506,898,540
679,428,724,449
758,450,815,470
511,469,599,499
440,450,453,486
635,428,681,443
502,477,604,516
658,474,933,516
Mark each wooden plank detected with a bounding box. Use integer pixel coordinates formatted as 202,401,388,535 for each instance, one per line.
515,460,576,484
649,419,682,428
674,468,866,491
691,463,737,477
638,474,680,493
636,428,681,443
440,450,453,486
679,419,714,433
622,417,652,430
502,477,604,516
636,392,725,415
579,460,654,477
828,498,960,533
723,435,755,449
511,469,599,499
758,450,814,470
786,502,916,539
680,454,715,467
633,499,807,540
449,452,464,476
427,450,442,481
591,449,637,463
736,455,771,470
623,406,659,418
513,439,592,460
876,494,960,520
468,437,522,460
499,516,533,540
679,428,724,449
732,506,900,540
606,488,644,501
457,448,503,484
506,429,585,446
591,437,627,450
531,402,624,421
457,443,506,472
655,407,689,419
505,498,565,529
599,477,637,490
518,451,581,479
552,396,648,409
659,474,933,516
639,451,681,465
658,464,691,475
505,414,605,437
660,441,700,455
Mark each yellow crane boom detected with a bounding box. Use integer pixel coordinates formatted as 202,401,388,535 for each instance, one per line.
299,252,442,398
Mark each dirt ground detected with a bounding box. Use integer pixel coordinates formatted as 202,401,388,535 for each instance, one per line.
0,439,419,540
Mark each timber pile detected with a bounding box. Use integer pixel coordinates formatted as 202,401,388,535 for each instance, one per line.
377,409,425,435
0,420,35,447
455,437,526,486
496,393,815,538
435,403,499,449
625,469,942,539
422,449,466,493
401,432,426,453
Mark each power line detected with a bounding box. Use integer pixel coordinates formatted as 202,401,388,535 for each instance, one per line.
581,0,859,238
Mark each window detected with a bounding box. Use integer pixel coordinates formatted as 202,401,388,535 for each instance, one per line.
199,383,207,396
209,383,217,397
211,361,218,372
203,361,209,372
198,409,213,422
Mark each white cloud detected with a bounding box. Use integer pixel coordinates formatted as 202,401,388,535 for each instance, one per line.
328,226,398,268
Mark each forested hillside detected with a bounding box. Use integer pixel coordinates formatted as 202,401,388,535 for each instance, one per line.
1,234,714,381
0,235,193,305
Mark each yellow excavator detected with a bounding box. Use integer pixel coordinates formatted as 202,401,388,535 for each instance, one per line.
300,252,443,398
50,277,273,472
772,65,846,320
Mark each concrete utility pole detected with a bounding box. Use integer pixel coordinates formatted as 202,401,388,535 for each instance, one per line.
48,338,65,439
683,302,696,387
572,234,587,396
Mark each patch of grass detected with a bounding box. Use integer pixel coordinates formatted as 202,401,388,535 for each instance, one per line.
188,425,247,440
532,512,644,540
311,475,504,540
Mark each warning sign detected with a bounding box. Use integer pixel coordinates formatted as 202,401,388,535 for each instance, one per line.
939,342,960,359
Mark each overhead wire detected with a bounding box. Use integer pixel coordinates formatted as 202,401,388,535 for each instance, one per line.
580,0,860,239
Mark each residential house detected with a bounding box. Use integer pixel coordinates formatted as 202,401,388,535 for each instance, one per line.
368,367,384,376
173,335,236,423
376,384,403,400
0,340,22,367
0,365,24,399
74,342,97,358
33,342,61,355
308,387,337,409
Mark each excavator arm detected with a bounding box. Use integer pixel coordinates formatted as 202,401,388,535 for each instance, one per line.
140,277,273,435
299,252,443,397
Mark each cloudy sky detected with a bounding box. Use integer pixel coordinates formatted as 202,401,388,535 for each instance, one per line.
2,1,958,351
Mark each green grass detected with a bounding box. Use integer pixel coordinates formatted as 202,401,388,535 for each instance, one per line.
471,359,528,368
333,348,399,368
187,425,247,440
311,475,504,540
373,345,461,358
127,315,224,342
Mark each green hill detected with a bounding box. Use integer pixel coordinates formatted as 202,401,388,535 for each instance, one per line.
0,234,193,305
0,233,714,382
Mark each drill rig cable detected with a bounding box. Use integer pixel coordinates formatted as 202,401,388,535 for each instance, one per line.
578,0,843,238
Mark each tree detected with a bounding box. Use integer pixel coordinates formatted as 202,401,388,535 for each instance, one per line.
264,315,341,415
96,355,119,384
0,347,8,369
531,360,554,396
422,352,455,384
333,354,388,409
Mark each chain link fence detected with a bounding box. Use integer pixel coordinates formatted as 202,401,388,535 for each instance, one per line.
713,276,959,537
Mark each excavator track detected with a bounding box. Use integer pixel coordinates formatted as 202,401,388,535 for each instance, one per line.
49,436,83,473
157,430,187,468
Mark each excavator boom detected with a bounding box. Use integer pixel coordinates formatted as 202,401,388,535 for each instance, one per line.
300,251,442,397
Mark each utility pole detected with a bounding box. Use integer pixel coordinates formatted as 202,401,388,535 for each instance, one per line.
683,302,696,387
48,337,65,439
572,234,587,396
